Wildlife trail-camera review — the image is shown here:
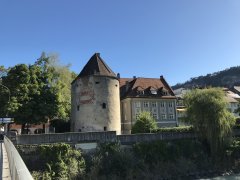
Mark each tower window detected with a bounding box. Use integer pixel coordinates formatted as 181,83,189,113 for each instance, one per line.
102,103,106,109
95,81,100,84
104,126,107,131
77,105,80,111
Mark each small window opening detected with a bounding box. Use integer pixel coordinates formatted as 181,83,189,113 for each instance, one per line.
95,81,100,84
77,105,80,111
78,129,81,132
102,103,106,109
104,126,107,131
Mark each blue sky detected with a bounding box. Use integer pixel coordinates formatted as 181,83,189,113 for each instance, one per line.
0,0,240,85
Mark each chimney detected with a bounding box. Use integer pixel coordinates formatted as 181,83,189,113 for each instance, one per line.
160,75,163,79
117,73,120,79
133,76,136,79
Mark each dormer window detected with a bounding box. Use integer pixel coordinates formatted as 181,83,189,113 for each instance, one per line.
151,90,157,95
162,90,168,96
139,91,144,95
136,86,145,95
149,87,157,95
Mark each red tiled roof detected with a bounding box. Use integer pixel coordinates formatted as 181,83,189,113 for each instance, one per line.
120,76,175,99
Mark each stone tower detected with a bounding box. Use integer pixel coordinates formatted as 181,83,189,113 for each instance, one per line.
71,53,121,134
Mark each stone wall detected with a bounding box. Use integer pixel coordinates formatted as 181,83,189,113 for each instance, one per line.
15,129,240,145
15,131,197,145
16,131,117,145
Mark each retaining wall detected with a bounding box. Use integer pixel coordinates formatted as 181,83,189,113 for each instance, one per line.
15,131,197,145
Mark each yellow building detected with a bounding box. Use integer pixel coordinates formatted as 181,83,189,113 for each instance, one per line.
120,76,178,134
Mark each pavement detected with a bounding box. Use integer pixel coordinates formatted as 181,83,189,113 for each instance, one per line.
0,141,11,180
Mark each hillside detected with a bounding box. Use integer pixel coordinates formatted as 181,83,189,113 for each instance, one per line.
172,66,240,90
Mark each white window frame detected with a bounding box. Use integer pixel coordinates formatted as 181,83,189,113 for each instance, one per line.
160,102,165,108
169,114,174,119
168,102,173,108
151,102,157,108
152,113,158,120
135,101,141,108
143,101,149,108
151,90,157,95
161,114,166,120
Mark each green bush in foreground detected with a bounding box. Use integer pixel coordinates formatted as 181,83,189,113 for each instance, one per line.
32,143,85,180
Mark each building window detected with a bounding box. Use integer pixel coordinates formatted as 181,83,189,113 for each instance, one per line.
95,81,100,84
160,102,165,107
152,102,157,108
169,114,174,119
153,113,158,120
77,105,80,111
161,114,166,120
151,90,157,95
139,91,144,95
168,102,173,108
104,126,107,131
135,102,141,108
135,107,141,120
135,113,140,119
163,90,168,95
135,108,141,113
102,103,106,109
152,108,157,113
143,102,149,108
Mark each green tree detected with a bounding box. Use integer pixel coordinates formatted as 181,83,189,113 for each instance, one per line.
47,53,77,120
132,111,158,134
1,56,60,130
0,52,76,129
184,88,235,158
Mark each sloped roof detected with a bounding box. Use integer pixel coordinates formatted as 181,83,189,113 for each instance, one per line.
234,86,240,93
72,53,117,84
120,76,175,99
78,53,116,77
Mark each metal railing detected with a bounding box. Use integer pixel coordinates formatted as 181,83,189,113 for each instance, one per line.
4,136,33,180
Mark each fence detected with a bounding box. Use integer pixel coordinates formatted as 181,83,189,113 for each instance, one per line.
4,136,33,180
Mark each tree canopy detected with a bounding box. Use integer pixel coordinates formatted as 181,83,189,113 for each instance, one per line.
184,88,235,157
0,52,76,127
132,111,158,134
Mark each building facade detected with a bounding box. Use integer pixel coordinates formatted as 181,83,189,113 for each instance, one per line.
71,53,121,134
120,76,178,134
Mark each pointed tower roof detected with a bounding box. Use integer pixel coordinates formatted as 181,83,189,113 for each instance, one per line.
72,53,117,84
79,53,116,77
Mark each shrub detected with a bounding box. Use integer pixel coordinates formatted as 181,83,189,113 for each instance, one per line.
132,111,158,134
153,126,194,133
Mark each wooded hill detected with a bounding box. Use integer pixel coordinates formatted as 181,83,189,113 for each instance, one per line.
172,66,240,90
